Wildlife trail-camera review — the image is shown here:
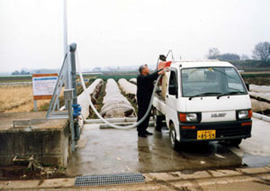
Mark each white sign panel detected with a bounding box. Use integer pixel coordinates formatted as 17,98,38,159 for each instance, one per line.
32,74,58,99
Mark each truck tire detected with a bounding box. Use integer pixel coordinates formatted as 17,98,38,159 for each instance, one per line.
169,123,180,150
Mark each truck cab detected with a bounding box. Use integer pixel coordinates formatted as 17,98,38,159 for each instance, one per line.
153,60,252,149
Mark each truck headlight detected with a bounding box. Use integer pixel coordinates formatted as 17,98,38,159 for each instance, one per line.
237,109,252,120
179,113,201,123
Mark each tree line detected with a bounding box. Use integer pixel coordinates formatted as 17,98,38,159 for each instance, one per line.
207,41,270,62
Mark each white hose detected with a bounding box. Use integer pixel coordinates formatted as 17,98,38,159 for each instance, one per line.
76,53,163,129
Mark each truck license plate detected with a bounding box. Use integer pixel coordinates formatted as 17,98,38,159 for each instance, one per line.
197,130,216,140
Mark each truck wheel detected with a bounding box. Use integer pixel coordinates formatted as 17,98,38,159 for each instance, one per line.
169,123,180,150
227,139,242,147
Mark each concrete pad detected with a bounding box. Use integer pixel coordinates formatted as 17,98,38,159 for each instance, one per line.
66,124,242,176
0,111,67,131
0,111,69,167
142,173,154,182
195,175,255,186
170,171,211,180
69,182,171,191
208,169,241,177
147,172,176,181
237,167,270,174
148,170,211,181
257,174,270,181
169,180,194,188
200,181,270,191
2,179,40,189
38,178,75,188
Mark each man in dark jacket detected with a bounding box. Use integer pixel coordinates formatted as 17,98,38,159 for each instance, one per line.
136,64,164,137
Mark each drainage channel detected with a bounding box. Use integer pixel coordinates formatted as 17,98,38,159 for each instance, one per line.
74,172,145,187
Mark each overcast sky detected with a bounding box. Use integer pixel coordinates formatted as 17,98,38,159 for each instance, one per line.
0,0,270,73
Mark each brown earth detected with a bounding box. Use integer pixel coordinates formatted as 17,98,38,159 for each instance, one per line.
243,77,270,86
0,166,67,180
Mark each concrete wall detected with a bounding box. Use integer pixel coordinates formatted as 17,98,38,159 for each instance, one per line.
0,112,70,167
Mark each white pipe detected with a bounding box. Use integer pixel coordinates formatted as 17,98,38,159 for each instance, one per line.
85,117,138,124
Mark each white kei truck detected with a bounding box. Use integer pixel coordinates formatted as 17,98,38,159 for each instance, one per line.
152,60,252,149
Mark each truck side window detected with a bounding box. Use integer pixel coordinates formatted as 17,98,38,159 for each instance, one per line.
169,71,178,96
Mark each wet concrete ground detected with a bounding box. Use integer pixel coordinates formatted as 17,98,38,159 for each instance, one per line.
67,117,270,177
1,117,270,190
229,117,270,167
66,120,264,176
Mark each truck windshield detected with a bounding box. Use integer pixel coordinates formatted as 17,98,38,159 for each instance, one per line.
181,67,247,98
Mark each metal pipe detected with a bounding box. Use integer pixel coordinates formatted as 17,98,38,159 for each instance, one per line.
70,43,78,105
69,43,80,140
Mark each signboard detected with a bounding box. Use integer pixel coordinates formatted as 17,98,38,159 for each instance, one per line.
32,73,58,100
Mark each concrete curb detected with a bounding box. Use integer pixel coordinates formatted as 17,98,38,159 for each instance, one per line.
1,166,270,190
252,112,270,122
0,178,76,190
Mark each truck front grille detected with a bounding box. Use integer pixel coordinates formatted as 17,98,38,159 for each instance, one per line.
181,122,252,140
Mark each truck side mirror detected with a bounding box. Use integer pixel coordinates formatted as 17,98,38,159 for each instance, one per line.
169,84,178,97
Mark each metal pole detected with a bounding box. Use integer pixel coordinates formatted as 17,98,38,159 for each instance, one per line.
34,100,37,111
63,0,68,56
70,43,78,105
69,43,81,141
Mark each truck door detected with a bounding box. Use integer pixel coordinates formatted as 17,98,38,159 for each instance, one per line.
165,69,179,128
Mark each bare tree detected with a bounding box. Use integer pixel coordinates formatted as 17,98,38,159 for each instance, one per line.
252,42,270,62
206,48,220,59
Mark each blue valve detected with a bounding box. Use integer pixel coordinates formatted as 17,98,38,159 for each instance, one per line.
72,104,81,117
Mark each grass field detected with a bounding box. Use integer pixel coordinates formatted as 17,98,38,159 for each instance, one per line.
0,85,52,113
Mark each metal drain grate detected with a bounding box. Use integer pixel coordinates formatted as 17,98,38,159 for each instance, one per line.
75,173,145,187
